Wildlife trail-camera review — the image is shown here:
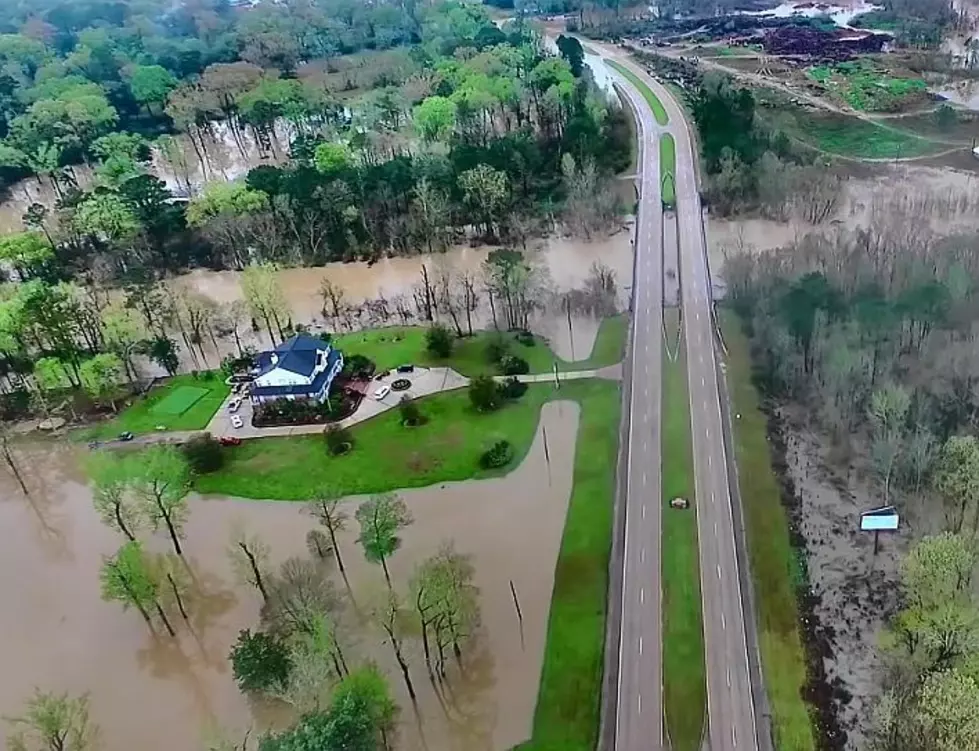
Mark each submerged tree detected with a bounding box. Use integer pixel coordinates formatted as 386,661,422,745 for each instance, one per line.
131,446,191,556
228,522,271,603
100,541,175,636
87,452,142,541
355,493,413,589
5,690,96,751
305,490,349,581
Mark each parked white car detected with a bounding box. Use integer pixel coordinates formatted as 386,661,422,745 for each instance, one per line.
374,384,391,401
227,397,242,413
231,414,244,429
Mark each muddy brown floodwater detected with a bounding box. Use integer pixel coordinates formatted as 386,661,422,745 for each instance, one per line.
0,401,580,750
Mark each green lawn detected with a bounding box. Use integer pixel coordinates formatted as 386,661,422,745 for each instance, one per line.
661,313,706,751
515,380,620,750
333,316,626,377
606,60,669,126
83,373,230,439
660,133,677,206
196,379,617,501
720,311,815,751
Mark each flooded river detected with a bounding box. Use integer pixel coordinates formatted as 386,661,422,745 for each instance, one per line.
0,401,580,750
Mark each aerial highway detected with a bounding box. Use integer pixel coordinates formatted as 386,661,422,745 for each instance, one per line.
606,49,760,751
609,65,665,751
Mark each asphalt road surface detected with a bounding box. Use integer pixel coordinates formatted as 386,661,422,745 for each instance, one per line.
610,70,665,751
608,52,759,751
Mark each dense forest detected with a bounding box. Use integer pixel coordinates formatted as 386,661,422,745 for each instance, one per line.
0,0,629,280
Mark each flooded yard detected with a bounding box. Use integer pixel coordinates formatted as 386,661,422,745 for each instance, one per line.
0,401,581,750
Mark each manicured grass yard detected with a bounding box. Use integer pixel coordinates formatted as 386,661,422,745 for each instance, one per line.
660,133,677,206
333,316,626,377
196,377,621,751
606,60,670,126
84,373,230,439
661,313,706,751
720,311,815,751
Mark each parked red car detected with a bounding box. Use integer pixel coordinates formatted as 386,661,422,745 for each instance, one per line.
218,436,242,446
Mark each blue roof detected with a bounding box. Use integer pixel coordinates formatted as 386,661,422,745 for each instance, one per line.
252,349,343,398
256,334,332,378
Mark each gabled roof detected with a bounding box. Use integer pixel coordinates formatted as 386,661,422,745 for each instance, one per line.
255,334,331,378
252,349,343,398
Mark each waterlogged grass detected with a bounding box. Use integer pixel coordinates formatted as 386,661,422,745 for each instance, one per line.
660,133,677,206
720,311,816,751
83,373,230,439
661,313,706,751
606,59,669,125
334,317,626,377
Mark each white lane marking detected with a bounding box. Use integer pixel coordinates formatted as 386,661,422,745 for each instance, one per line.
701,376,705,387
716,564,722,579
727,667,731,687
733,727,737,747
640,548,645,563
639,636,644,655
642,504,646,519
706,426,710,439
708,455,712,468
641,588,645,604
638,694,642,714
722,613,727,630
643,440,648,452
713,521,717,536
643,471,647,486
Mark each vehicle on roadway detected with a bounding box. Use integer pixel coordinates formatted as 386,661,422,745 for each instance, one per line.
227,397,242,412
374,384,391,400
218,436,242,446
230,414,244,429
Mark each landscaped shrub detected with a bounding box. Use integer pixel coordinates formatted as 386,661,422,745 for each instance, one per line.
426,324,453,358
486,332,509,364
500,354,529,375
398,395,424,427
469,375,502,412
325,423,353,455
342,353,374,379
515,329,536,347
182,432,225,473
499,376,528,400
480,439,514,469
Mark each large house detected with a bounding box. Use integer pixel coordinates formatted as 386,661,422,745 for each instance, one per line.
251,334,344,404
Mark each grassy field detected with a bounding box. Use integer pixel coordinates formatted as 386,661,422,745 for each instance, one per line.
517,379,621,750
606,60,669,126
720,311,815,751
758,99,944,159
334,317,626,377
661,312,706,751
660,133,677,206
884,108,979,143
83,373,230,439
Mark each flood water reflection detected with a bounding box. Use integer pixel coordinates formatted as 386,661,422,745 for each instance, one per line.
0,401,581,750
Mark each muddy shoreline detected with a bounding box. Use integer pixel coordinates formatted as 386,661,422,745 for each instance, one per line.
760,401,848,751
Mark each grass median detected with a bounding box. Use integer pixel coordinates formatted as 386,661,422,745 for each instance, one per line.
662,309,706,751
720,310,816,751
660,133,676,206
606,60,669,126
335,316,626,377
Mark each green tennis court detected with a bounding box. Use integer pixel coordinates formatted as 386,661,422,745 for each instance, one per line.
150,386,209,416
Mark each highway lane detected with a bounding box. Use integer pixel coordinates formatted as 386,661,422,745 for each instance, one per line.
606,51,760,751
609,72,665,751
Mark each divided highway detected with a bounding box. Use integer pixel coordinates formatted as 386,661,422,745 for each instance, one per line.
610,68,665,751
606,50,760,751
